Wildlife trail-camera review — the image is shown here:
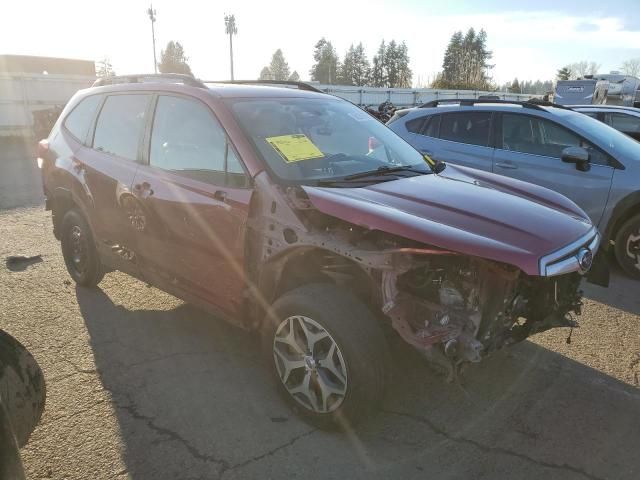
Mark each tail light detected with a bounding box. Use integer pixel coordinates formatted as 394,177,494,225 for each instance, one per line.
36,139,49,169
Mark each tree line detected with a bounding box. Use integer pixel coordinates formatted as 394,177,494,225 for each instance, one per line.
259,38,413,88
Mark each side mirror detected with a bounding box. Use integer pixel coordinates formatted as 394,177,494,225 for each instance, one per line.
561,146,591,172
433,161,447,174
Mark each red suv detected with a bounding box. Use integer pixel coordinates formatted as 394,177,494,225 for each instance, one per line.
39,74,605,428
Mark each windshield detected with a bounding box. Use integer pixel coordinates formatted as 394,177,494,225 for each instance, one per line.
561,109,640,159
227,97,429,183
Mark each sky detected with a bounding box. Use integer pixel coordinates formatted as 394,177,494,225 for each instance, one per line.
2,0,639,85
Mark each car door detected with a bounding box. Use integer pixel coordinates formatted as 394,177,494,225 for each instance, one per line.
411,111,495,171
77,93,152,276
493,112,614,226
131,94,252,318
606,112,640,141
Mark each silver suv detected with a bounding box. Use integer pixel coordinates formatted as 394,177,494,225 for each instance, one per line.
388,99,640,278
572,105,640,141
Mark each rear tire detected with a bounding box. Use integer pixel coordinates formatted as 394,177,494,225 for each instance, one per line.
262,283,390,430
614,213,640,279
60,208,104,287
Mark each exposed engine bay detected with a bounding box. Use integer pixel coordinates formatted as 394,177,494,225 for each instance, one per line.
383,255,582,379
248,176,587,379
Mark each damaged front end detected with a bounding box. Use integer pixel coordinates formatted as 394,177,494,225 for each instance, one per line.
381,252,585,380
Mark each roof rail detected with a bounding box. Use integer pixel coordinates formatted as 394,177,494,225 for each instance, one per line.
204,79,324,93
92,73,207,89
419,98,571,111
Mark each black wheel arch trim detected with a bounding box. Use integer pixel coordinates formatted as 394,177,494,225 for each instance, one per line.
603,191,640,246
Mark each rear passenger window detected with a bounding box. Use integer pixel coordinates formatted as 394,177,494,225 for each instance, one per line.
423,115,441,138
93,95,150,161
608,113,640,133
149,95,248,187
405,117,426,134
439,112,491,146
63,95,102,143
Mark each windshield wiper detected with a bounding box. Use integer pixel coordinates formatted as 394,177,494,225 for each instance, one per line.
342,165,429,181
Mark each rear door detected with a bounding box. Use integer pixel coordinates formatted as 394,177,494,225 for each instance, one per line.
410,111,495,171
77,93,152,275
493,112,614,225
131,94,252,317
605,112,640,141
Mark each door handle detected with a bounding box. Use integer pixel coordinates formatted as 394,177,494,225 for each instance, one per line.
134,181,154,197
495,162,518,170
213,190,227,202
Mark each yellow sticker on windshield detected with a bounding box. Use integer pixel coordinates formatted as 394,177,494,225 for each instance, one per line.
265,134,325,163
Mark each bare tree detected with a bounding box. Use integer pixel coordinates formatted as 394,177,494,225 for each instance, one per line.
621,58,640,77
567,61,600,79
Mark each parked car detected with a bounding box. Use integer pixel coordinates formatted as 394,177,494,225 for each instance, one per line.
39,75,604,428
388,99,640,278
572,105,640,141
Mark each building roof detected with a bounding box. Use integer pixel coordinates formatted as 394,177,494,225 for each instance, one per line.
0,55,95,76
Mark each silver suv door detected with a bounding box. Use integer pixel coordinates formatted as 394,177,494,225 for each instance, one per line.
493,112,614,226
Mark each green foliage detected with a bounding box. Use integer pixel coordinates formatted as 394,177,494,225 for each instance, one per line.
288,71,300,82
508,78,520,93
370,40,412,88
259,66,273,80
338,43,371,86
432,28,493,90
158,41,192,76
268,49,291,81
310,38,340,84
557,66,572,81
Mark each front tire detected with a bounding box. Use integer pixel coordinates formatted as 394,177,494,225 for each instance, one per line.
60,208,104,287
614,214,640,280
262,283,389,429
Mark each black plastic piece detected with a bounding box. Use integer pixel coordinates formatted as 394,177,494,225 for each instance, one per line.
420,98,572,111
204,79,324,93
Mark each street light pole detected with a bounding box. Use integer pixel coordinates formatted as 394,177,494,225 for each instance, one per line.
224,14,237,81
147,5,158,73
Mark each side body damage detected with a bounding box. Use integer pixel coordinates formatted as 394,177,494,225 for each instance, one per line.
245,172,587,378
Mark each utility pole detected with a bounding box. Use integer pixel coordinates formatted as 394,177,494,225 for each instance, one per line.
224,14,237,80
147,5,158,73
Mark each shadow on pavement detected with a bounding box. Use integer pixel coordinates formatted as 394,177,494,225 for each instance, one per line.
76,285,640,480
582,266,640,315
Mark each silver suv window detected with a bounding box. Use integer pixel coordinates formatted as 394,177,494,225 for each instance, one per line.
501,113,609,165
439,112,491,147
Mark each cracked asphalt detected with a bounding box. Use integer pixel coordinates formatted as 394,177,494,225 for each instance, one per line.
1,141,640,479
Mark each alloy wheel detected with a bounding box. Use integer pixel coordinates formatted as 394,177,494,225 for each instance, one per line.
625,231,640,271
273,315,348,414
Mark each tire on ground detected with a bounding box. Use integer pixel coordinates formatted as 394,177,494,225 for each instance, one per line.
60,208,104,287
614,213,640,279
262,283,390,430
0,329,46,447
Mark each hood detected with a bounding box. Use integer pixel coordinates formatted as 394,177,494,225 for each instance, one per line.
302,164,593,275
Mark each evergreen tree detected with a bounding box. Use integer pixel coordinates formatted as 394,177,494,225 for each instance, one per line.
288,71,300,82
259,66,273,80
269,49,291,81
509,78,521,93
371,41,387,87
557,66,571,81
310,38,339,84
157,41,193,76
433,28,492,89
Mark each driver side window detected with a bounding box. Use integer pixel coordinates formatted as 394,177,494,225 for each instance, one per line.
150,95,248,187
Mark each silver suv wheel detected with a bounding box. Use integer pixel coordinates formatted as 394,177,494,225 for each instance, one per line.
273,315,347,414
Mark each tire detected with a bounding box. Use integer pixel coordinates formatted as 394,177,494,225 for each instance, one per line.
60,208,104,287
262,283,390,430
0,330,46,448
614,213,640,279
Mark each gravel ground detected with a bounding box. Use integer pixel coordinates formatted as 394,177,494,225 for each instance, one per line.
1,205,639,480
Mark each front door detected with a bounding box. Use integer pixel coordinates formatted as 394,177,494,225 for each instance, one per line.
131,94,252,317
79,93,152,275
493,113,614,226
